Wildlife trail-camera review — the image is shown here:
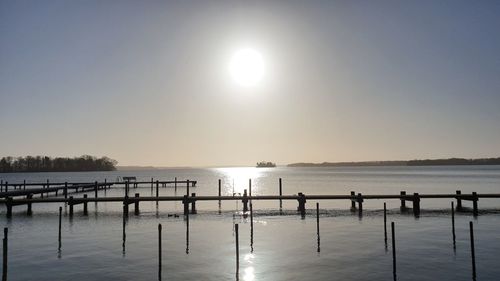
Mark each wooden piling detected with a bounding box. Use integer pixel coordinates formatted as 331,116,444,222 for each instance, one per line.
250,202,254,253
156,180,159,203
123,196,129,217
151,178,154,192
357,193,363,216
242,189,249,213
218,179,222,204
249,179,252,199
27,194,33,215
183,195,189,215
191,193,197,214
350,191,356,210
456,190,462,210
451,202,456,247
58,206,62,248
64,182,68,199
413,193,420,217
23,180,26,190
134,193,140,215
472,192,478,217
5,181,7,193
235,223,239,273
186,180,190,197
175,177,177,191
94,181,98,198
83,194,88,216
391,222,396,279
400,191,406,210
6,197,12,218
297,192,306,218
316,202,320,252
470,221,476,280
384,203,387,244
69,196,74,217
279,178,283,211
2,227,7,281
158,223,162,281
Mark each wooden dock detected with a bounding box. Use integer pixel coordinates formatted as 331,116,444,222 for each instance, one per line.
0,177,496,218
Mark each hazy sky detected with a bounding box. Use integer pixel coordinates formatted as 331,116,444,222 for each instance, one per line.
1,0,499,167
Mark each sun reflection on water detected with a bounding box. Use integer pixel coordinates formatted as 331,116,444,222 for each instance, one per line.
215,167,265,195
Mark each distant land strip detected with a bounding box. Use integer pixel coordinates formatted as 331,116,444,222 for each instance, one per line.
0,155,117,173
288,157,500,167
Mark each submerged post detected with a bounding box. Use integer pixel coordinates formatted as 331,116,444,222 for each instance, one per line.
384,203,387,244
158,223,162,281
2,227,7,281
400,191,406,210
470,221,476,280
472,192,478,217
27,194,33,216
191,193,197,214
58,206,62,249
391,222,396,280
235,223,239,274
456,190,462,210
83,194,88,216
134,193,140,215
451,202,456,247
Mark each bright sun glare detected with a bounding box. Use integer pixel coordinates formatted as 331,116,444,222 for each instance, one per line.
229,48,265,87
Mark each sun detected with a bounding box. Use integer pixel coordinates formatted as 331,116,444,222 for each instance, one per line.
228,48,265,87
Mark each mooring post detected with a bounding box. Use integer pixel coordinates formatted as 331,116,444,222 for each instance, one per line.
384,202,387,244
392,222,397,279
218,179,222,200
6,197,12,218
456,190,462,210
350,191,356,210
413,193,420,217
191,193,197,214
58,206,62,248
469,221,476,280
23,179,26,190
235,223,240,274
123,196,129,217
64,182,68,199
104,178,107,190
175,177,177,191
134,193,140,215
297,192,306,218
69,196,74,218
472,192,478,217
0,180,2,192
156,180,159,202
250,202,254,252
316,202,320,252
183,195,189,215
186,180,190,197
279,178,283,211
242,189,249,213
400,191,406,210
158,223,162,281
83,194,88,216
151,178,154,192
5,181,7,193
3,227,8,281
357,193,363,216
94,181,98,198
249,179,252,199
451,202,456,247
27,194,33,216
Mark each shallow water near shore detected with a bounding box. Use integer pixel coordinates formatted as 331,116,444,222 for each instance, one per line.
1,166,500,280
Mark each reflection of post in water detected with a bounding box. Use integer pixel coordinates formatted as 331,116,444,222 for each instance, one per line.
218,179,222,214
316,202,320,253
158,223,162,281
122,210,127,256
250,203,254,253
235,223,240,278
451,202,456,250
58,206,62,258
384,202,388,251
186,209,190,254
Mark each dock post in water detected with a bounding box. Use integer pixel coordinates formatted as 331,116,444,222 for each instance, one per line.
23,180,26,190
58,206,62,249
158,223,162,281
456,190,462,210
297,192,306,218
191,193,197,214
156,180,159,203
6,197,12,219
472,192,478,217
235,223,239,274
218,179,222,202
470,221,476,280
69,196,74,218
357,193,363,216
64,182,68,199
250,202,254,252
451,202,456,248
123,196,129,217
384,203,387,244
316,202,320,252
26,194,33,216
242,189,249,213
150,178,153,192
2,227,7,281
175,177,177,191
134,193,140,215
94,181,98,198
413,193,420,217
391,222,397,280
400,191,406,210
279,178,283,212
350,191,356,210
186,180,190,197
83,194,88,216
183,195,189,215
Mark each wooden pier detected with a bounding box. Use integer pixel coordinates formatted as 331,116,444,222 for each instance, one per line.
0,178,496,218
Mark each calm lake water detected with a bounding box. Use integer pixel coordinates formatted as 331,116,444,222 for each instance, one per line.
1,166,500,280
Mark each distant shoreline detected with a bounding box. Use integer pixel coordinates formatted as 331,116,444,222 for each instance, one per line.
288,157,500,167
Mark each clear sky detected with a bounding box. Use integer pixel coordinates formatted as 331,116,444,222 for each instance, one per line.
1,0,499,167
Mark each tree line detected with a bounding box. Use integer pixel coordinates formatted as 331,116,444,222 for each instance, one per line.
0,155,118,173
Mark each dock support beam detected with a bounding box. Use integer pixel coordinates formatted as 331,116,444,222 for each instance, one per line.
2,227,8,281
279,178,283,211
